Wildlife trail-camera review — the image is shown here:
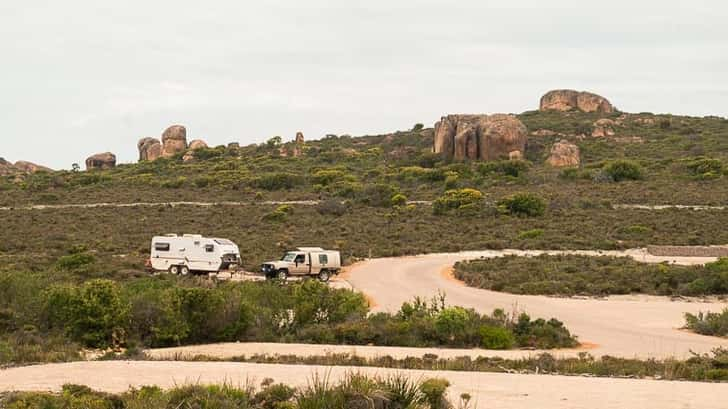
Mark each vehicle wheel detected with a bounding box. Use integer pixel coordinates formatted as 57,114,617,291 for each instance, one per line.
277,269,288,281
180,265,190,275
318,270,330,282
168,265,180,275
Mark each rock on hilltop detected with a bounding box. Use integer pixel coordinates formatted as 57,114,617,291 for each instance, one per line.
434,114,527,161
85,152,116,170
0,158,53,175
161,125,188,158
540,90,614,113
138,137,163,161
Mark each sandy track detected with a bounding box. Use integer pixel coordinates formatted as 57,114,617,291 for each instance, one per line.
0,201,724,211
0,361,724,409
347,249,728,359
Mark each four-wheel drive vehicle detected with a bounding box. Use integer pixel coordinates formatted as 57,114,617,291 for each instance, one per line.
150,234,241,274
261,247,341,281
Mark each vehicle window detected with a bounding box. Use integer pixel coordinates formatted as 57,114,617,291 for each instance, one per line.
154,242,170,252
204,244,214,253
319,254,328,264
295,255,306,263
281,252,297,262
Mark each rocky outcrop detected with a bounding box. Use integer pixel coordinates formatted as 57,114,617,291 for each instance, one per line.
592,118,617,138
188,139,208,150
13,161,52,173
0,158,14,176
161,125,187,158
547,140,580,167
1,158,52,175
138,137,162,161
85,152,116,170
295,132,304,144
434,114,527,161
540,90,614,113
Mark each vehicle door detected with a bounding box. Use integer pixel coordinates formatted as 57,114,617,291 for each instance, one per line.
290,253,309,275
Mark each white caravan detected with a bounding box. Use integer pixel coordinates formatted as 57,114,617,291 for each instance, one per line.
149,234,241,274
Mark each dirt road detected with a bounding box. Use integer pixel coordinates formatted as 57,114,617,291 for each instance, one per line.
1,200,724,211
0,361,724,409
347,249,728,359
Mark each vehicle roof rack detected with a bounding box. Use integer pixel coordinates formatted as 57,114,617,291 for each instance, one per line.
297,247,325,251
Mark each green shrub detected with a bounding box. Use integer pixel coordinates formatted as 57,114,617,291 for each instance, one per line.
44,280,130,348
312,169,349,186
685,157,724,180
432,188,483,215
56,252,95,271
252,173,303,190
160,177,186,189
390,193,407,207
517,229,544,240
419,378,450,409
357,183,399,207
603,160,642,182
477,160,530,177
263,205,293,222
497,192,546,217
193,176,214,188
315,199,348,216
479,325,515,349
434,307,471,342
685,309,728,337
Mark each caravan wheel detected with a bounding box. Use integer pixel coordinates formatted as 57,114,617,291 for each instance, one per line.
180,265,190,275
168,265,180,275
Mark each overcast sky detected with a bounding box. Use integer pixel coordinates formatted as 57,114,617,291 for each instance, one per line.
1,1,726,169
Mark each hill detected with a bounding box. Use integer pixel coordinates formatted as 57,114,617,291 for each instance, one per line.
1,107,727,274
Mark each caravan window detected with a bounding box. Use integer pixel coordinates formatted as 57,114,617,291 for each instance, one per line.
319,254,328,264
204,244,215,253
154,242,170,252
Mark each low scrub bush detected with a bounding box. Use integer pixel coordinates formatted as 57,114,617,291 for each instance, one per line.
55,252,95,271
454,255,728,297
497,193,546,217
225,348,728,382
356,183,400,207
685,309,728,337
685,157,724,180
477,160,530,177
262,204,293,222
603,160,642,182
251,173,303,191
0,374,454,409
432,188,483,215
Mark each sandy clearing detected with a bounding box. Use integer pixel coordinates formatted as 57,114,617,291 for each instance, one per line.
0,361,724,409
347,249,728,359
